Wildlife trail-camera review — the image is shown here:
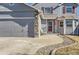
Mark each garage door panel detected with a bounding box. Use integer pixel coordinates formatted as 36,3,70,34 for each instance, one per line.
0,21,22,32
0,19,34,37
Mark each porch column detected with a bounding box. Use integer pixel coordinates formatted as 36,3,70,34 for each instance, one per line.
73,19,75,34
64,19,66,34
38,14,41,37
34,14,41,37
46,19,48,34
54,20,57,33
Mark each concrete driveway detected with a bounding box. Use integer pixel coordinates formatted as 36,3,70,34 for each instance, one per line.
0,34,63,55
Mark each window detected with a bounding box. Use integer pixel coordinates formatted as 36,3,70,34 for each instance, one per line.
60,21,63,27
66,20,72,26
48,22,52,26
66,6,73,13
45,7,51,13
41,7,53,14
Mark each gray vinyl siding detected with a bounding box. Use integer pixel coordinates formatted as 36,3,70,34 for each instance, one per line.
66,27,73,34
59,24,73,35
0,3,35,11
0,12,35,17
0,19,35,37
65,20,73,34
59,27,64,34
33,3,58,15
0,3,36,37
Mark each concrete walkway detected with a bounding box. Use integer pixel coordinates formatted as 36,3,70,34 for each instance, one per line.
0,34,63,55
35,35,75,55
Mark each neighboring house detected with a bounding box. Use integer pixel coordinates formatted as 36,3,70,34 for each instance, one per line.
0,3,41,37
32,3,79,35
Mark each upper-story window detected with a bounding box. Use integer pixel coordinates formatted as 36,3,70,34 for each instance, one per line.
66,6,73,13
63,5,75,14
41,7,53,14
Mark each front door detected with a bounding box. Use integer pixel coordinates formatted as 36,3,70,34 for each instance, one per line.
47,21,52,32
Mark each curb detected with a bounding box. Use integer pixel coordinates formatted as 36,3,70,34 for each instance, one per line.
52,42,77,55
52,35,77,55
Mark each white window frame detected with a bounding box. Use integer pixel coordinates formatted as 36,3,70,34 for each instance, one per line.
66,5,73,13
66,19,72,27
43,7,52,14
47,20,53,32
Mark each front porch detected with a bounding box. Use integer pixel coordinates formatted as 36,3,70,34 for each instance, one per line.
61,19,79,35
41,19,59,35
34,13,79,38
56,16,79,35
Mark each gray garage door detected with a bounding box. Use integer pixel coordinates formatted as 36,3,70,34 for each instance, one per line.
0,19,34,37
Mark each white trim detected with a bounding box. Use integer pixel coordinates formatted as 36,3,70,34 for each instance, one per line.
46,19,48,34
43,7,52,14
52,20,54,33
55,20,57,33
47,20,53,33
65,5,73,13
73,19,75,34
64,19,66,34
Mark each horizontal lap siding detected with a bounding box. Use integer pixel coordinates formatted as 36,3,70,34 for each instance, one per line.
0,12,35,17
0,11,35,37
66,27,73,34
0,3,36,37
0,19,35,37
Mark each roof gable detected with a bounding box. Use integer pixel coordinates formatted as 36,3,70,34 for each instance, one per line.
0,3,36,12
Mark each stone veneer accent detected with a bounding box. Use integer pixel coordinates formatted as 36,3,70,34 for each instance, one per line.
34,14,41,37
